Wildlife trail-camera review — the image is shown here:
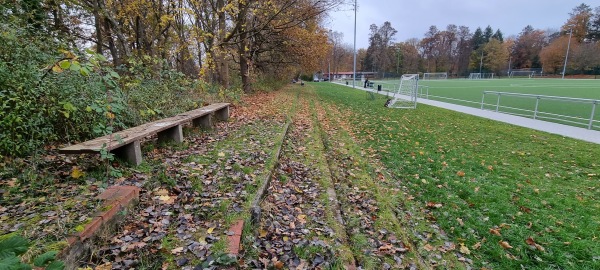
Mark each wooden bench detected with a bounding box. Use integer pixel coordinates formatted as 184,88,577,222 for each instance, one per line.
59,103,230,165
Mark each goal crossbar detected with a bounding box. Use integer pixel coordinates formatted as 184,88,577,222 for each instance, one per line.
422,72,448,80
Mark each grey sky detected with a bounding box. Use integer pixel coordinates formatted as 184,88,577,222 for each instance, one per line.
326,0,600,49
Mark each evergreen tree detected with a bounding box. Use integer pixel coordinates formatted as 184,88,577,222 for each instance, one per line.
492,29,504,42
471,27,485,50
483,25,494,42
587,6,600,41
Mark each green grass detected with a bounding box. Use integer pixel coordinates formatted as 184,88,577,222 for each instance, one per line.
369,78,600,129
312,82,600,270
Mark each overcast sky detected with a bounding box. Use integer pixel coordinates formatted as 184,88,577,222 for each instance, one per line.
326,0,600,49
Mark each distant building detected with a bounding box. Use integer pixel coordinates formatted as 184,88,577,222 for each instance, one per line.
323,71,376,80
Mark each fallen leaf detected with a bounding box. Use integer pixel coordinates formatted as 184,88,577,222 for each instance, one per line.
472,242,482,250
489,228,501,236
456,171,465,177
423,244,435,251
218,152,225,157
95,263,112,270
499,240,513,249
207,227,215,234
526,237,545,251
159,195,175,204
6,178,17,187
426,202,443,209
171,247,184,254
259,257,269,267
155,189,169,196
71,166,84,179
457,218,464,226
274,261,284,269
459,244,470,254
379,244,394,252
519,206,531,213
297,214,307,224
259,229,268,238
505,253,517,260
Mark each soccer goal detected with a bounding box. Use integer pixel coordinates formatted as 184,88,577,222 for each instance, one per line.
385,74,418,109
468,73,495,79
422,72,448,80
509,69,542,78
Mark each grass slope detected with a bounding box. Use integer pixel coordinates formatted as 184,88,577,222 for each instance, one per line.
313,82,600,270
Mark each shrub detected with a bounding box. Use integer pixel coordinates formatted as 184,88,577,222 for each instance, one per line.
0,234,64,270
0,15,60,156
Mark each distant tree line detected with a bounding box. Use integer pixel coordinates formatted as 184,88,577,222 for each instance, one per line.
326,3,600,77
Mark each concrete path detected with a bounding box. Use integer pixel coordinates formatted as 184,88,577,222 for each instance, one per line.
332,82,600,145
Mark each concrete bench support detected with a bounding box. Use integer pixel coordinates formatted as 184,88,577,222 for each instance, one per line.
112,141,142,165
157,124,183,143
192,114,212,129
215,106,229,121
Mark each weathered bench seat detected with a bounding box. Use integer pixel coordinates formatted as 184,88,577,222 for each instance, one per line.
59,103,230,165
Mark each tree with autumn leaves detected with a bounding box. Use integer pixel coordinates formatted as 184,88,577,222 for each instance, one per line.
541,3,600,75
41,0,344,93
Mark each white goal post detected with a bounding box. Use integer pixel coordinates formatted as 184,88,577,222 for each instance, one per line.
468,73,495,79
422,72,448,80
385,74,419,109
509,69,543,78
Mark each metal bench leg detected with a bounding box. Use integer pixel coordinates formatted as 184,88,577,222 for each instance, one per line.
158,124,183,143
215,106,229,121
113,141,142,165
192,114,212,129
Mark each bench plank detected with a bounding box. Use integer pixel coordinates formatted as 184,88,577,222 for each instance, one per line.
60,114,191,154
59,103,230,154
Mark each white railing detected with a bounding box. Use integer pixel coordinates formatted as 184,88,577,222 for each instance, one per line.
481,91,599,130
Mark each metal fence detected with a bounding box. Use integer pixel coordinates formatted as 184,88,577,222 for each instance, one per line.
333,80,599,131
480,91,598,130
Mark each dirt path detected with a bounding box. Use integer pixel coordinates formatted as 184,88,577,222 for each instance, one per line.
74,85,453,269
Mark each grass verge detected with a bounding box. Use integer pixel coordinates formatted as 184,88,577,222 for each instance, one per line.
313,82,600,269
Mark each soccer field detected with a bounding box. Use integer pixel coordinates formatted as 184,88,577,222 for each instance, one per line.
371,78,600,130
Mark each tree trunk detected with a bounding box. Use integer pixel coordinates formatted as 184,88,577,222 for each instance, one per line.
236,1,251,93
216,0,229,88
135,16,141,53
104,19,120,66
93,0,103,54
240,43,251,93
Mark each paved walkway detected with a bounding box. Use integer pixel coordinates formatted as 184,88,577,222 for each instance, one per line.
333,82,600,145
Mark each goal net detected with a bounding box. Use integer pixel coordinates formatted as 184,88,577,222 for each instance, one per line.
422,72,447,80
468,73,495,79
385,74,418,109
509,69,543,78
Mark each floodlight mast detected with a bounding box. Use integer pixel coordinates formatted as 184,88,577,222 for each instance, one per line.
479,50,484,74
352,0,356,88
562,29,573,80
328,29,331,82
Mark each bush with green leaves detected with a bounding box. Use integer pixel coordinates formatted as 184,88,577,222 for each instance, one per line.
0,235,64,270
121,56,204,125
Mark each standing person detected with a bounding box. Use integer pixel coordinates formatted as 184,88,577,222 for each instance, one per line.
364,78,369,88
